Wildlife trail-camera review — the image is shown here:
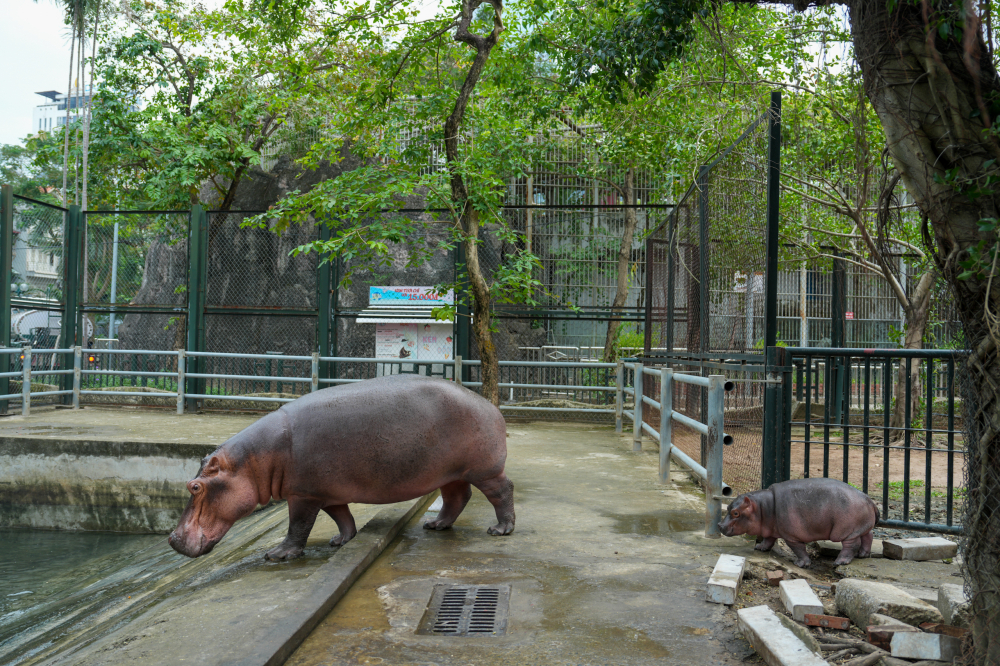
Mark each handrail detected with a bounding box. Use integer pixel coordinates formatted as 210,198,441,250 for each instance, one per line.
618,362,734,538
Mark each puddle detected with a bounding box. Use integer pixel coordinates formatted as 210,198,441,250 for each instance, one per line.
609,511,704,535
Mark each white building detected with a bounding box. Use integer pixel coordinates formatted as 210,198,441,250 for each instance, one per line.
32,88,93,134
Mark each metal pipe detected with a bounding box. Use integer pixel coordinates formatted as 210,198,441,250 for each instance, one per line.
22,346,31,416
632,361,643,452
176,349,185,414
311,353,320,393
660,367,672,484
672,373,711,388
615,360,624,433
671,410,708,436
641,421,659,441
110,221,119,339
705,375,725,538
72,346,81,409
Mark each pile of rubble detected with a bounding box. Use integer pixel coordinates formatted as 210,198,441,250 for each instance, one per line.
708,537,970,666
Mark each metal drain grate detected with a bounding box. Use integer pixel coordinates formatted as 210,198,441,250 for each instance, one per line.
416,584,511,636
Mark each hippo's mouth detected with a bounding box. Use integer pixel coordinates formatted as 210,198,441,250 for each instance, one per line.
168,530,217,558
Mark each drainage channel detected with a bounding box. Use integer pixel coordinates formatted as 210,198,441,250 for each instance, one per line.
417,584,511,637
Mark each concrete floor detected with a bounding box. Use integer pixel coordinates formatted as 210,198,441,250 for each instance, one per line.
287,422,755,666
0,405,260,443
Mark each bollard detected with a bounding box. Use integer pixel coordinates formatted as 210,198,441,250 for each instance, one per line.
311,353,320,392
632,362,644,452
21,346,31,417
705,374,726,538
615,359,624,433
176,350,186,415
72,346,82,409
659,367,673,484
455,355,463,386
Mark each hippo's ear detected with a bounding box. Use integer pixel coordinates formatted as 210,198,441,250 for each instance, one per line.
741,496,758,516
201,455,222,477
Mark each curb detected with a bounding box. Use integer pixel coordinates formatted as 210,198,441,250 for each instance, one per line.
232,492,438,666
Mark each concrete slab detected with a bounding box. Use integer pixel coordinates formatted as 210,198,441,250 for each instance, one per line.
883,537,958,561
708,555,746,605
891,631,963,661
779,578,823,622
283,423,755,665
836,579,943,628
736,605,828,666
937,583,970,628
818,539,883,559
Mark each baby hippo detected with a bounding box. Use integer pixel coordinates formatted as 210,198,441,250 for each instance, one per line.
718,478,880,567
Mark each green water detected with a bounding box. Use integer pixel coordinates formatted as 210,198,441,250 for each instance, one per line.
0,504,290,665
0,529,178,664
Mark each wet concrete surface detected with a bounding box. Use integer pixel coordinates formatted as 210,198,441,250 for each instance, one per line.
0,405,260,443
286,422,755,666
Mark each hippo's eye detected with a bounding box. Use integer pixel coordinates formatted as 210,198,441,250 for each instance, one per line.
191,483,201,493
731,510,739,517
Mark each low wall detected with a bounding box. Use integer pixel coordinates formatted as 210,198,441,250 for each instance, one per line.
0,437,216,533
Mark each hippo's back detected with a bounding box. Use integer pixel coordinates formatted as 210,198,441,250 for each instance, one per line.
276,376,507,499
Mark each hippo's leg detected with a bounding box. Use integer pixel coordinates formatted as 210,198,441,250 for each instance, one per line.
424,481,472,531
754,536,777,552
265,498,321,561
857,530,874,558
323,504,357,547
473,473,515,536
835,537,862,565
783,538,812,567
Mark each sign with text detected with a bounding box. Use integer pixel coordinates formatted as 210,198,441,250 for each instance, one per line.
369,286,454,306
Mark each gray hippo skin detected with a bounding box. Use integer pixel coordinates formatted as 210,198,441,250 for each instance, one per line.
718,478,880,567
168,375,515,561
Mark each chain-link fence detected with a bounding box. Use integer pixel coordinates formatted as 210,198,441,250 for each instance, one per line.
645,105,772,494
959,346,999,663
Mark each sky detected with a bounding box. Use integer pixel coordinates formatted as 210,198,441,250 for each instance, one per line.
0,0,75,147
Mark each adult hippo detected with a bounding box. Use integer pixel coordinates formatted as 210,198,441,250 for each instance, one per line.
168,375,515,561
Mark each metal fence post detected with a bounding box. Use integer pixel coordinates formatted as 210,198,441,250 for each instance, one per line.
316,223,332,382
632,362,644,451
311,352,320,392
455,355,463,386
762,345,784,489
615,359,624,433
763,90,781,349
72,345,81,409
659,367,673,484
176,349,185,415
21,346,31,416
61,205,82,403
186,205,207,412
0,185,13,415
705,374,725,538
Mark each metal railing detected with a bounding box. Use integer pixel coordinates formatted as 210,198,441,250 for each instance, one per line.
615,360,734,537
773,346,965,535
4,347,621,419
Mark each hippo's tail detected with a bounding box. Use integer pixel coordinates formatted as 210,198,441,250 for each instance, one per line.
872,500,881,527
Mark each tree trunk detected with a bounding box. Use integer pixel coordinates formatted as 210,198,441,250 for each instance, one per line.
603,168,637,362
443,0,504,404
889,271,934,437
845,0,1000,660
